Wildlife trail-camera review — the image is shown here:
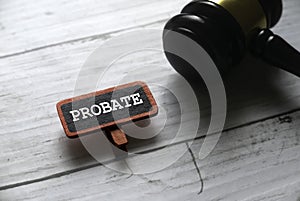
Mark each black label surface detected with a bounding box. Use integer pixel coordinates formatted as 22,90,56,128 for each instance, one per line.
57,82,158,137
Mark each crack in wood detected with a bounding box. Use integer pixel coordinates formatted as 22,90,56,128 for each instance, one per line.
279,116,293,124
186,143,204,195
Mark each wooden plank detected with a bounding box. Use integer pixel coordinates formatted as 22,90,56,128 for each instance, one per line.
0,0,298,58
273,0,300,46
189,111,300,201
0,0,189,58
0,143,202,201
1,110,300,200
0,23,200,189
1,7,300,189
0,0,298,59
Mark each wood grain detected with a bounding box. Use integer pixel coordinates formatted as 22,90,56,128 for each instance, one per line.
1,22,300,189
0,0,298,59
190,111,300,201
0,0,300,199
1,110,300,201
0,0,189,58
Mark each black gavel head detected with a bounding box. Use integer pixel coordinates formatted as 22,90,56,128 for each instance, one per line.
163,0,283,78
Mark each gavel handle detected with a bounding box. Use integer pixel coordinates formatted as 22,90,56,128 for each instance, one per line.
250,29,300,77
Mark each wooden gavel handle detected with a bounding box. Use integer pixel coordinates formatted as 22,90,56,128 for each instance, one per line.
250,29,300,77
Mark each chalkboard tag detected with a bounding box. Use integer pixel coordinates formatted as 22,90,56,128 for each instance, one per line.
57,81,158,149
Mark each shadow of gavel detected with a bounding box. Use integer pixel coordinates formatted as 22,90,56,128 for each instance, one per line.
163,0,300,79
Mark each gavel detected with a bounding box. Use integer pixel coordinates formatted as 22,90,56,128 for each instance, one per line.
163,0,300,78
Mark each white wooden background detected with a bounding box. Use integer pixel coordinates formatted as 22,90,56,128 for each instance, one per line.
0,0,300,200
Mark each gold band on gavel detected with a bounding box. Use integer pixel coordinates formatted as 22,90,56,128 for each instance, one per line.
210,0,267,35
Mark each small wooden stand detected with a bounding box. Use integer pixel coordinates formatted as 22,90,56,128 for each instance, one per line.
104,126,128,151
109,127,128,146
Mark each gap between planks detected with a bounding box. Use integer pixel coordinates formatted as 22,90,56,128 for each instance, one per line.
0,0,299,60
0,19,168,60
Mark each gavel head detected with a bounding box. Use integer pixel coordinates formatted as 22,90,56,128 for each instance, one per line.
163,0,283,79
